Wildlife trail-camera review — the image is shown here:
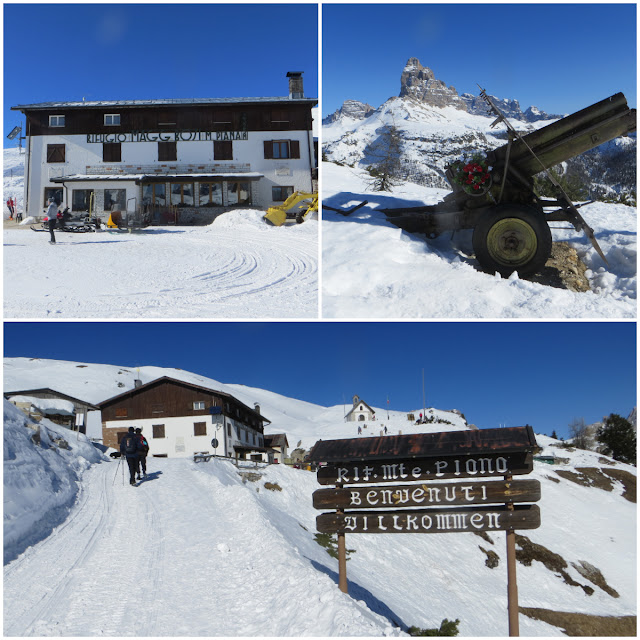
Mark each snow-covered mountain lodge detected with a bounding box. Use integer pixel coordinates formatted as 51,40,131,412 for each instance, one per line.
11,72,317,223
98,377,270,460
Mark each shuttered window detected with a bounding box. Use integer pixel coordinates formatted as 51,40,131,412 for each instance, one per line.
47,144,65,163
103,143,121,162
158,141,177,161
152,424,165,438
115,408,128,418
194,422,207,436
263,140,300,159
214,140,233,160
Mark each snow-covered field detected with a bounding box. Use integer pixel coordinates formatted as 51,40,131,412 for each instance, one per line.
3,357,637,636
3,148,318,319
322,162,637,319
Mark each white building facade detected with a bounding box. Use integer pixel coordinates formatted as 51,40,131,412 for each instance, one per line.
12,72,317,223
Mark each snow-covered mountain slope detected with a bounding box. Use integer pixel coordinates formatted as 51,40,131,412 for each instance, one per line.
322,162,636,319
3,391,636,636
324,58,636,199
3,357,470,451
2,147,25,217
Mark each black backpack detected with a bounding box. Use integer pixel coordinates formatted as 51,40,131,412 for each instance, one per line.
124,435,138,455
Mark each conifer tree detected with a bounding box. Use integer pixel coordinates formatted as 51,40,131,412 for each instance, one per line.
597,414,636,465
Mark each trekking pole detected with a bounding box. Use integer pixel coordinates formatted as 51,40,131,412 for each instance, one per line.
112,456,121,485
122,456,125,486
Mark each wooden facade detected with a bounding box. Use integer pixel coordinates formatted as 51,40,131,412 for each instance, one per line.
20,101,314,138
99,377,268,454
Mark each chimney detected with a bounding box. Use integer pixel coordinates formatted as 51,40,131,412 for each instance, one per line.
134,379,142,388
254,403,261,415
287,71,304,99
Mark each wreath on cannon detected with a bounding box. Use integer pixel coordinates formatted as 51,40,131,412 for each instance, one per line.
450,153,493,196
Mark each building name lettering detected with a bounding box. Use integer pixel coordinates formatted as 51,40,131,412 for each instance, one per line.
87,130,249,144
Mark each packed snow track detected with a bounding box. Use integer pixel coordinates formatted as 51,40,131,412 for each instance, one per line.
3,458,397,637
3,215,318,318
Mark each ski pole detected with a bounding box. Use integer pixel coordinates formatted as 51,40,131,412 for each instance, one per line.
112,456,121,485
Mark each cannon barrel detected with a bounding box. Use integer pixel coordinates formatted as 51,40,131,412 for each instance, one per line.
487,93,636,178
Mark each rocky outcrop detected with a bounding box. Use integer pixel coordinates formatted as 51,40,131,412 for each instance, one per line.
461,92,562,122
400,58,467,110
322,100,376,125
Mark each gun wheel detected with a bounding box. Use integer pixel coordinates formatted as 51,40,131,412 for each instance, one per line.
472,205,552,277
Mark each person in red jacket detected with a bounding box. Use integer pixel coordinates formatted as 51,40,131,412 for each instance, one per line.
135,427,150,480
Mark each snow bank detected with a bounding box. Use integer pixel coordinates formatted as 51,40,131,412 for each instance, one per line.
322,162,636,318
3,400,106,564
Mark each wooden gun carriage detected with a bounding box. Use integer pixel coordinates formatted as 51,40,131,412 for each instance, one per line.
375,91,636,276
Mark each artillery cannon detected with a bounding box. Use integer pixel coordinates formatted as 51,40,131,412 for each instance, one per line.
374,91,636,276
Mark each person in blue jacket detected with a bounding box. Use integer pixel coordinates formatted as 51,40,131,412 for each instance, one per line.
120,427,143,486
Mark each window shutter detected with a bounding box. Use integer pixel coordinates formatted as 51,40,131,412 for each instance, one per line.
264,140,273,159
290,140,300,159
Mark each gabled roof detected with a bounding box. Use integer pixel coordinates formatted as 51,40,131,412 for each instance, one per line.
4,388,99,410
97,376,270,423
264,433,289,449
345,398,375,418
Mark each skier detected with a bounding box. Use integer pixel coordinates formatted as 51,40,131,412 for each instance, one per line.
135,427,149,480
120,427,143,486
45,198,58,244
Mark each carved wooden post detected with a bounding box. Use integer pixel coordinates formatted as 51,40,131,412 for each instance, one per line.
505,474,519,636
336,500,348,594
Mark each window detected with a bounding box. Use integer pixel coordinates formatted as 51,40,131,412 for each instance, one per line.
142,183,166,208
158,141,177,162
193,401,205,410
49,115,65,127
199,182,223,207
213,110,232,124
104,114,120,126
227,182,250,206
47,144,65,163
235,426,241,439
213,140,232,160
44,188,63,206
152,403,165,415
194,422,207,436
104,189,126,211
71,189,94,212
227,423,231,437
170,183,194,206
115,408,128,418
103,143,121,162
152,424,165,438
272,186,294,202
264,140,300,160
271,109,289,124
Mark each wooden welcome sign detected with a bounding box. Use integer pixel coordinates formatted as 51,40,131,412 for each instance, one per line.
307,426,541,637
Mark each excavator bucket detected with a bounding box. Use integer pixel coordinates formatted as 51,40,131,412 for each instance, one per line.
264,191,318,226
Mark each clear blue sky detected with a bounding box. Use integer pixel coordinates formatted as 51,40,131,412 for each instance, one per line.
3,3,318,144
322,3,636,117
4,321,636,439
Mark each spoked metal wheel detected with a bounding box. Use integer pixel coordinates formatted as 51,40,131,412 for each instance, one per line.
472,205,552,277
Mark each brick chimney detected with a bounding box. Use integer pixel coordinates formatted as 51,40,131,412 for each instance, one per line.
287,71,304,99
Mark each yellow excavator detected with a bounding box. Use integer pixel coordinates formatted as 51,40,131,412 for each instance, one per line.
264,191,318,226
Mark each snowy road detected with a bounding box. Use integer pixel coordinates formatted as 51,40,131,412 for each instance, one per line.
3,458,397,637
3,212,318,319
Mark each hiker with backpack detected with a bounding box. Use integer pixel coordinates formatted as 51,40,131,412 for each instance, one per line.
120,427,144,486
135,427,149,480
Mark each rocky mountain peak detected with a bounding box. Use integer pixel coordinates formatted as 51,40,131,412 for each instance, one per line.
399,58,467,111
322,99,376,125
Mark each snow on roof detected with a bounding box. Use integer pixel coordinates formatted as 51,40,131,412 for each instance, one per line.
9,395,75,415
12,96,318,111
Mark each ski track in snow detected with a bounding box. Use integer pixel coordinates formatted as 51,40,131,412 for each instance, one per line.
3,224,318,319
